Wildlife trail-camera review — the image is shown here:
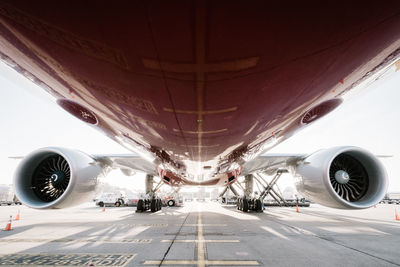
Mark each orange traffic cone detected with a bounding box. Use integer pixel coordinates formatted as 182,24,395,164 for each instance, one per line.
374,205,377,208
3,216,12,231
15,210,20,221
395,208,400,221
296,204,299,213
102,205,106,212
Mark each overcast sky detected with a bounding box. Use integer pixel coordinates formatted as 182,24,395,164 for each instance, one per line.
1,61,399,192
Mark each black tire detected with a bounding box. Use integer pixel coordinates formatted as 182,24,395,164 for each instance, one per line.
137,199,144,212
243,199,249,212
98,201,104,207
255,199,262,211
151,199,156,212
167,199,175,207
157,199,162,210
115,201,121,207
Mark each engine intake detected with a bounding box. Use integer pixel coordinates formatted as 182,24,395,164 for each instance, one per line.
14,147,103,209
295,146,388,209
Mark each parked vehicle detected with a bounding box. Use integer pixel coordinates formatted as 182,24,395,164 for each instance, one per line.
0,185,13,205
0,185,21,206
94,192,127,207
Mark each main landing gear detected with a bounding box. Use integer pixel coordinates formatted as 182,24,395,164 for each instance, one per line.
237,197,263,212
137,198,162,212
235,170,288,213
136,174,163,213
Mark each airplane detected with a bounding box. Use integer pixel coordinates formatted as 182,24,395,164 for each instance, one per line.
0,1,397,212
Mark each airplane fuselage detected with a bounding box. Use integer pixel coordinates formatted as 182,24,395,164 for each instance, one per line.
1,1,400,181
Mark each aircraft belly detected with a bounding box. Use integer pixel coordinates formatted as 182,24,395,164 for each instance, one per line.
1,1,400,169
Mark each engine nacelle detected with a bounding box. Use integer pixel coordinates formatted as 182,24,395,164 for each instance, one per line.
14,147,103,209
294,146,388,209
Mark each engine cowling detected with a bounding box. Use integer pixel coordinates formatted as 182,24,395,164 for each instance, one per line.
14,147,103,209
294,146,388,209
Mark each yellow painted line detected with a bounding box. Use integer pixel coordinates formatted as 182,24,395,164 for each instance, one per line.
161,240,239,243
144,260,197,265
143,260,259,265
144,205,259,266
177,224,227,226
197,213,206,267
205,260,259,265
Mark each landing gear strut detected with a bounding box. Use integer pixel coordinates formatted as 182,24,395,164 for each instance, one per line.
236,170,288,212
137,174,162,213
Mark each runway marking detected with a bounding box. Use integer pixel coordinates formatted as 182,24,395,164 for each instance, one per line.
100,223,167,227
0,238,151,243
0,253,136,266
144,260,259,265
144,212,259,266
177,224,227,226
161,239,239,243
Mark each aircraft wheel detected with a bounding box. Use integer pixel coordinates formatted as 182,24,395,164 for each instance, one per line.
115,201,121,207
255,199,262,211
137,199,144,212
167,199,175,207
243,199,249,212
98,201,104,207
151,199,157,212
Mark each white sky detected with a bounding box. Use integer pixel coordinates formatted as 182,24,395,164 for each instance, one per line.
1,61,400,192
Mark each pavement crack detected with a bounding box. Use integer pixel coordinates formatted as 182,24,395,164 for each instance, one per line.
157,209,191,267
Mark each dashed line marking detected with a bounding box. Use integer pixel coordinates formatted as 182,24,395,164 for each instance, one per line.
177,224,227,226
143,260,259,266
161,240,239,243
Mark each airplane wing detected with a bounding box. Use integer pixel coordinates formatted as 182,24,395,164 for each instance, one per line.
241,153,306,176
93,154,158,176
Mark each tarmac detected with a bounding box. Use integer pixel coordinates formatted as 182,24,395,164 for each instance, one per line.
0,201,400,266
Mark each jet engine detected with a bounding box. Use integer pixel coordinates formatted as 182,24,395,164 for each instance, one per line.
14,147,103,209
294,146,388,209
